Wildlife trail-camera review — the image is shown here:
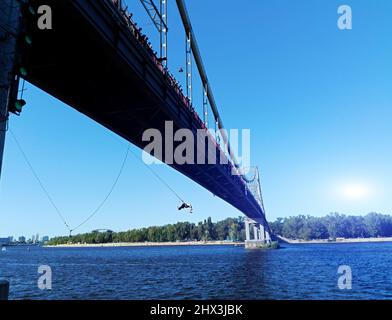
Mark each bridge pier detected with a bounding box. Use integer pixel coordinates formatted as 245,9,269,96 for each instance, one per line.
0,280,9,300
245,217,251,241
258,223,265,242
244,217,274,249
0,0,21,180
253,224,259,241
265,229,271,243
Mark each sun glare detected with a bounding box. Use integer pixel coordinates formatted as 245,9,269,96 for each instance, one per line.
340,183,370,200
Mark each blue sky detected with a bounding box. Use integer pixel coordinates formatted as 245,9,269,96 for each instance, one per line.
1,0,391,238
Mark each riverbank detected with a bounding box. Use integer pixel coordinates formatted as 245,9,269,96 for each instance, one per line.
44,237,392,248
45,240,244,248
278,235,392,244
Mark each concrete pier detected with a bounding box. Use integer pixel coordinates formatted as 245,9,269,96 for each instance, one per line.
0,280,9,300
244,217,278,249
0,0,21,179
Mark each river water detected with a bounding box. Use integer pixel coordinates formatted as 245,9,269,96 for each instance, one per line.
1,243,391,300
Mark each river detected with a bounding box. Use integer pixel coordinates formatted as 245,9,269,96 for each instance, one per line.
1,243,392,300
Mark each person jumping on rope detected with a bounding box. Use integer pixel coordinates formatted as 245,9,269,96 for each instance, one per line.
178,202,193,213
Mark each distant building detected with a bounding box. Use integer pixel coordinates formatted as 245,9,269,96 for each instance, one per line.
18,236,26,243
0,238,11,246
41,236,49,242
92,229,113,234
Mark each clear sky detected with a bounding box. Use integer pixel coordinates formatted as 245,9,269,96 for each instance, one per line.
1,0,391,238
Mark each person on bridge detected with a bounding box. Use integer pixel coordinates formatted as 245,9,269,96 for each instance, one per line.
178,202,193,213
112,0,120,9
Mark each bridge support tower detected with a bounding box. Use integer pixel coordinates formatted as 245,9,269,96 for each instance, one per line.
244,217,274,249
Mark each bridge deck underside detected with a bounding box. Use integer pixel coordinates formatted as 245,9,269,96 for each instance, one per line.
24,0,267,225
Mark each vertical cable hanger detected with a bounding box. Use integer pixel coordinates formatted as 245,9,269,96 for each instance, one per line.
185,31,192,105
160,0,168,67
203,83,208,127
139,0,168,66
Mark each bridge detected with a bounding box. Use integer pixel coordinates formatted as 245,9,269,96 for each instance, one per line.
0,0,272,247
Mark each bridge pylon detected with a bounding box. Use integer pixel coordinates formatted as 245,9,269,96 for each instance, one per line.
0,0,22,180
242,167,276,248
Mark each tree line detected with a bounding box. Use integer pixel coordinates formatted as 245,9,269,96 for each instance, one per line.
269,213,392,240
47,217,245,245
47,213,392,245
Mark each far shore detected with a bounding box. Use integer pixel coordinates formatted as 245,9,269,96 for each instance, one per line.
45,240,244,248
43,236,392,248
278,236,392,244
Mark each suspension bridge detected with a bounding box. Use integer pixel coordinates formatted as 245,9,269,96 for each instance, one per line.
0,0,273,248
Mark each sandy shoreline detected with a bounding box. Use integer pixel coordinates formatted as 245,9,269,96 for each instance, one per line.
44,237,392,248
45,241,244,248
278,236,392,244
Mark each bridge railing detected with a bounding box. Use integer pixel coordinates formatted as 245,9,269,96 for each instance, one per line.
108,1,223,142
108,0,256,208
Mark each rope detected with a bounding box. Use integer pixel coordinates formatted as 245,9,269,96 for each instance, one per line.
128,147,185,203
10,129,72,232
10,129,188,234
70,144,130,233
10,129,131,234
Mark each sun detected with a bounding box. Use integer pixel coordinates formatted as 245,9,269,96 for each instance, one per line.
340,183,370,200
